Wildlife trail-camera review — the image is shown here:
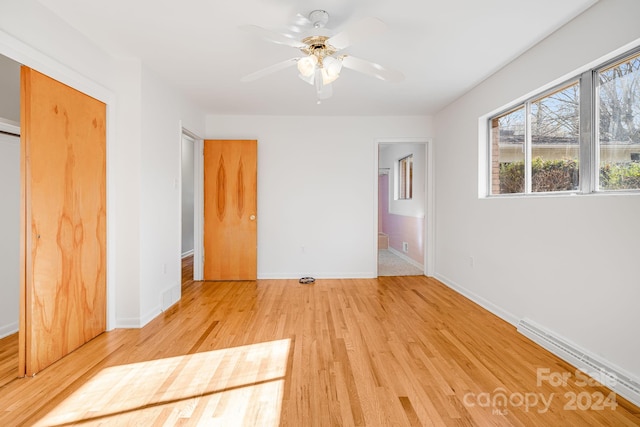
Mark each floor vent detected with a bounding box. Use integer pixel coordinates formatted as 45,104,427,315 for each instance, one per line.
517,318,640,407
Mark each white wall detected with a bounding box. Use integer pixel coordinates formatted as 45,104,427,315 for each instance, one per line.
0,55,19,121
379,144,426,217
0,133,20,338
1,0,142,328
206,115,432,278
0,0,206,328
434,0,640,380
139,67,205,323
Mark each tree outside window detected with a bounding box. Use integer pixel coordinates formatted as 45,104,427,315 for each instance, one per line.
489,48,640,195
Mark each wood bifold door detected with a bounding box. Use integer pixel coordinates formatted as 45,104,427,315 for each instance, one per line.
20,67,107,376
203,140,257,281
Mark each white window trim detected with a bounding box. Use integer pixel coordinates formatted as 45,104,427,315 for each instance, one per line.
483,44,640,198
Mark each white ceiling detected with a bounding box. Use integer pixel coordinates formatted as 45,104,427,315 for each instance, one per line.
38,0,597,116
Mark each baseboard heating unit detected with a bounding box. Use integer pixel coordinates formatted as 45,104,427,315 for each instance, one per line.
517,318,640,407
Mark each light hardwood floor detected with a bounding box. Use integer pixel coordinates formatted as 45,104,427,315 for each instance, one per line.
0,257,638,426
0,333,18,388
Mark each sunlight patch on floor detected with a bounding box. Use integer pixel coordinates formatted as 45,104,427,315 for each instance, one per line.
35,339,291,426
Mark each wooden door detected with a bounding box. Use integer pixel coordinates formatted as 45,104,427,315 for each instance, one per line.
20,67,106,376
203,140,257,280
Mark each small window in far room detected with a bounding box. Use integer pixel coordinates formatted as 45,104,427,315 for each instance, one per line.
398,155,413,199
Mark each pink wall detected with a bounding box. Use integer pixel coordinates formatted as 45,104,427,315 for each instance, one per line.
378,175,425,266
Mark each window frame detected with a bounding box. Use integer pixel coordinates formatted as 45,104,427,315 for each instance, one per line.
486,45,640,197
488,77,582,196
397,154,413,200
594,48,640,192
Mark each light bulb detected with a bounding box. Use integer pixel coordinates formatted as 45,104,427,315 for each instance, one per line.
322,56,342,83
297,56,318,77
322,68,339,85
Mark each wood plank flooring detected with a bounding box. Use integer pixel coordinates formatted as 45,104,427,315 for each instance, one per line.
0,257,638,425
0,333,18,388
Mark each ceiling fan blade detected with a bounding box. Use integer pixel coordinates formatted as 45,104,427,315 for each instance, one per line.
241,58,300,82
239,25,306,48
326,17,386,50
342,56,404,83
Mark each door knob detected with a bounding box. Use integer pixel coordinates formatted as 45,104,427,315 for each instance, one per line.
250,214,256,221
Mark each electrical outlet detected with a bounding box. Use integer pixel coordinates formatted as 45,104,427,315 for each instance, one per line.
470,256,475,268
402,242,409,253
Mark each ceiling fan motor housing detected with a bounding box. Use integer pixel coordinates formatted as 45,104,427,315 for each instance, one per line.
300,36,337,60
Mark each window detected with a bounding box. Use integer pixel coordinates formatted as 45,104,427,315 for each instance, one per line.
488,47,640,195
398,155,413,199
491,107,525,194
490,82,580,194
597,52,640,190
531,83,580,193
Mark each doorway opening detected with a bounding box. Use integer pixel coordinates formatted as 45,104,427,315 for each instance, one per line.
376,140,433,277
181,133,195,283
0,54,21,387
0,118,20,388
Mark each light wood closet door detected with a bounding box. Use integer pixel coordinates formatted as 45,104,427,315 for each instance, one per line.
20,67,106,376
203,140,257,280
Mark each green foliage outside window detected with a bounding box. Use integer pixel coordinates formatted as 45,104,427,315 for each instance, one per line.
600,162,640,190
499,158,640,193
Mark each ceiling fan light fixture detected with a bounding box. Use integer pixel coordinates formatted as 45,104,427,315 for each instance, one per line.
323,56,342,80
298,72,314,85
297,55,318,77
321,68,339,85
314,66,323,91
314,67,332,100
242,12,401,102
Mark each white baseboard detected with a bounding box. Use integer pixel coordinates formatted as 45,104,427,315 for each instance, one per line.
115,318,142,329
181,249,194,259
162,284,181,311
387,247,424,271
0,322,18,339
116,305,161,329
258,272,376,279
140,306,161,328
434,273,640,408
518,318,640,407
434,273,519,326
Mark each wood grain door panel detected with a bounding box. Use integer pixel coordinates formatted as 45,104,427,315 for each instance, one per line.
203,140,257,280
20,67,106,376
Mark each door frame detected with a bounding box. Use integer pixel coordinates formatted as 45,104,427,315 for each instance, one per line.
179,124,204,281
1,30,117,330
374,138,434,277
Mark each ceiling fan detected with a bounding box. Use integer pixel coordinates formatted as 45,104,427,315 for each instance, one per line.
240,10,404,101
